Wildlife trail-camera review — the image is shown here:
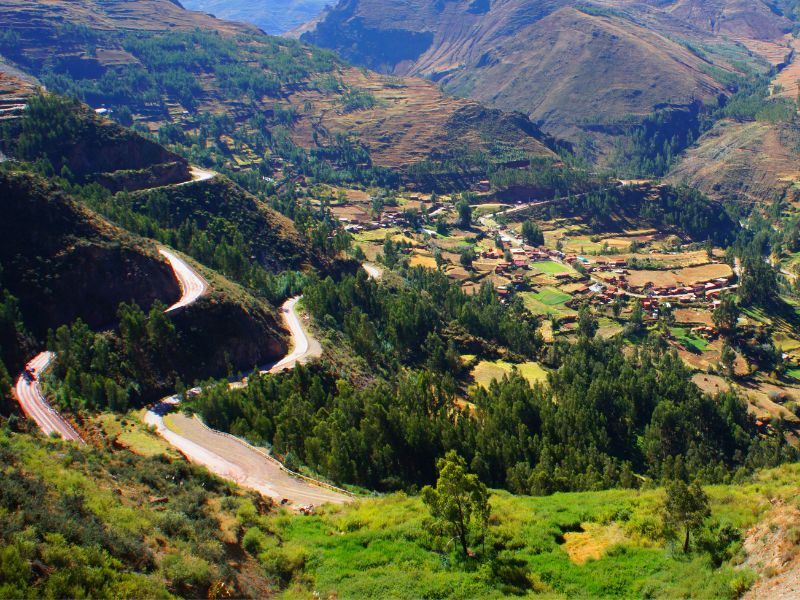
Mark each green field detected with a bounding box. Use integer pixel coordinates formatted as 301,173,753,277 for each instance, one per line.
530,286,572,305
786,367,800,381
531,261,574,275
255,463,800,599
670,327,710,353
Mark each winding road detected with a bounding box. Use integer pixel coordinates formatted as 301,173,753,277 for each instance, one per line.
159,248,208,312
14,351,84,443
143,252,348,506
13,208,353,504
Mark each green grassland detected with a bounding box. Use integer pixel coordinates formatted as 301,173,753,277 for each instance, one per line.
670,327,710,353
530,287,573,306
263,462,800,599
532,261,574,275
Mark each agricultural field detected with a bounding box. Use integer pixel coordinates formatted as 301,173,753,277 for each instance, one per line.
470,358,548,388
624,263,733,290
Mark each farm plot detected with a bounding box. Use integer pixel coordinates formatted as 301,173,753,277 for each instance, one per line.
471,359,548,388
626,263,733,289
531,261,574,274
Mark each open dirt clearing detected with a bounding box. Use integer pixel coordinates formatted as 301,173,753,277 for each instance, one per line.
626,263,732,288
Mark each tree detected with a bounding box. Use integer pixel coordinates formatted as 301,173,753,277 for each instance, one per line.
712,294,739,337
421,451,490,560
521,220,544,246
456,198,472,230
460,247,475,269
626,300,645,336
721,342,736,378
663,479,710,553
739,254,778,307
578,305,598,339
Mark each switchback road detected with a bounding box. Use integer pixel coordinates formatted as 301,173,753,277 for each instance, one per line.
159,248,208,311
262,296,322,373
14,351,83,443
147,295,349,506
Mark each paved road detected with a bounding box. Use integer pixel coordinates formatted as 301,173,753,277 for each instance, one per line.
159,248,208,312
262,296,322,373
14,352,84,443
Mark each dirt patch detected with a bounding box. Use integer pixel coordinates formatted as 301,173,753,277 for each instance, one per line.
742,502,800,600
626,263,732,289
675,308,714,326
562,523,626,564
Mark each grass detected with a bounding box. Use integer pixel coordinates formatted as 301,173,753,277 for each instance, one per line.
532,261,574,275
95,411,177,457
521,293,577,317
786,367,800,381
530,287,572,306
471,359,548,388
263,463,800,599
670,327,710,353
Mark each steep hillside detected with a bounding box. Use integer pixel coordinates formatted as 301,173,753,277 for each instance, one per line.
1,94,191,191
0,0,557,181
181,0,329,34
667,119,800,204
0,170,287,388
302,0,794,158
0,170,179,334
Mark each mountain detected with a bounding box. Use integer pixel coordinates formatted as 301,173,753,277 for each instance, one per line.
181,0,331,34
301,0,796,159
0,0,557,184
667,118,800,204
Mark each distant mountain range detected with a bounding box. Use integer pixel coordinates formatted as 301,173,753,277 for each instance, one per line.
180,0,330,33
301,0,797,160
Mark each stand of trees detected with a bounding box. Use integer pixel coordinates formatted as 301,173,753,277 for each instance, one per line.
302,267,543,370
189,335,796,494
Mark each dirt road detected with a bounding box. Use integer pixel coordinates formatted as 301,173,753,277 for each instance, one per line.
148,294,348,506
14,352,83,443
145,405,349,505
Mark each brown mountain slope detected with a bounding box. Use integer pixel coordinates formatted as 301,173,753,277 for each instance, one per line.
302,0,793,158
666,119,800,204
0,0,556,174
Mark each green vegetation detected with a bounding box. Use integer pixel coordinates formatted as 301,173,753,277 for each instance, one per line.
529,287,571,306
531,261,572,274
0,427,270,598
421,451,490,560
550,184,738,246
47,302,177,412
670,327,709,354
521,219,545,246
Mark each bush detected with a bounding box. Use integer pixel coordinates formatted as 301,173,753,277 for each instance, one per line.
243,527,268,555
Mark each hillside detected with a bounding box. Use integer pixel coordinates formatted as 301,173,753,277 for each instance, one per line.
0,170,179,334
1,93,191,191
301,0,795,159
0,169,288,391
0,0,557,182
1,419,798,598
667,119,800,204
